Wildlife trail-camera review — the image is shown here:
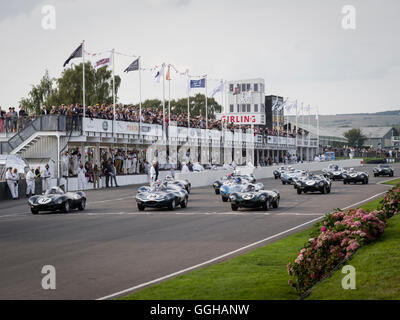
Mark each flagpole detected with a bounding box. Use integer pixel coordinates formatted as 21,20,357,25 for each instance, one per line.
205,75,208,130
308,104,311,149
168,64,171,126
139,56,142,136
162,63,166,140
82,40,86,120
317,106,320,155
112,48,116,137
295,100,298,153
187,70,190,132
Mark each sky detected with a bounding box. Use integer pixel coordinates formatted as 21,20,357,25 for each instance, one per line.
0,0,399,115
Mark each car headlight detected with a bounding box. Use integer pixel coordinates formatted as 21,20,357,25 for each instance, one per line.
57,198,63,204
319,182,324,186
360,175,364,178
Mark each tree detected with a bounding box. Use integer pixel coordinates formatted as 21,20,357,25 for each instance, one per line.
20,70,57,115
344,128,367,148
171,94,221,118
20,62,121,114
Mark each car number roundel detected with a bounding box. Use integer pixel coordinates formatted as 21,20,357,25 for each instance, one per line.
306,181,315,186
38,198,52,205
350,173,357,178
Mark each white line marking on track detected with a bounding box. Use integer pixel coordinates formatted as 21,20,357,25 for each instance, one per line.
377,177,399,185
96,191,387,300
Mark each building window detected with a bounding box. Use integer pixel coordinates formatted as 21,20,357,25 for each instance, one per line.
247,83,251,91
261,104,265,112
237,104,240,112
241,83,246,92
230,104,234,112
247,104,251,112
260,83,264,93
242,104,246,112
254,104,258,112
254,83,258,92
229,84,234,92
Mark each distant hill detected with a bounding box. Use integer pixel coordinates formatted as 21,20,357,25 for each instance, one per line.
319,110,400,128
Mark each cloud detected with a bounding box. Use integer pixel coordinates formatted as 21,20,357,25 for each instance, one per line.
0,0,44,21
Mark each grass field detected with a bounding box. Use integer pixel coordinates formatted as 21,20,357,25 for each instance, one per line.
121,200,385,300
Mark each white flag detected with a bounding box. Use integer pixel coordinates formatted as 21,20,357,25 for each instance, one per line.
210,80,224,97
94,52,112,69
155,64,165,83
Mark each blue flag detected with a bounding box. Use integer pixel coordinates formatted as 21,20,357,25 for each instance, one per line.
190,78,206,88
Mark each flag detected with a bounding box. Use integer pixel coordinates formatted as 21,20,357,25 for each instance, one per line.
124,58,139,73
63,43,83,67
95,53,112,69
278,98,289,111
186,69,190,95
155,64,165,83
166,64,171,80
210,80,224,97
271,97,280,111
190,78,206,88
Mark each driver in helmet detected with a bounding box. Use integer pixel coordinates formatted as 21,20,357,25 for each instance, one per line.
164,175,174,182
234,177,242,184
245,184,255,192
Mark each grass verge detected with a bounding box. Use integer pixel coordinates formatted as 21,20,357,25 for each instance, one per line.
382,178,400,186
121,199,382,300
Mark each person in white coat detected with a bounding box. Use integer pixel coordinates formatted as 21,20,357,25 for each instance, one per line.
77,163,86,190
181,162,190,173
149,161,157,186
169,155,176,177
6,167,18,199
61,152,70,177
131,154,137,174
42,164,52,191
12,169,19,199
247,161,255,168
26,168,35,197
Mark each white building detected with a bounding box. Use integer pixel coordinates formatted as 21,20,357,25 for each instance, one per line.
217,78,266,125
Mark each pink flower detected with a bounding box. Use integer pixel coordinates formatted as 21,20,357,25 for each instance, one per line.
321,226,327,232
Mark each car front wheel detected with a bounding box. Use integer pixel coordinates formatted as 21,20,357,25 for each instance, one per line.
222,196,228,202
297,188,302,195
78,198,86,211
31,208,39,215
137,203,145,211
231,204,239,211
62,200,71,213
180,197,188,208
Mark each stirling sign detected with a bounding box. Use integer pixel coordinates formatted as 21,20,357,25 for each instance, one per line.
216,113,265,125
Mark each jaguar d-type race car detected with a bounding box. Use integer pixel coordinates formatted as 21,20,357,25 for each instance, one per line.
219,177,264,202
163,175,191,193
343,168,369,184
136,181,188,211
373,164,394,177
273,166,289,179
295,173,332,194
28,187,86,214
213,172,256,194
322,164,347,180
280,169,306,185
229,184,280,211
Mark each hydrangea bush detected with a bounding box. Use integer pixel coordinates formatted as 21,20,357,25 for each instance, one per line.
288,185,400,294
287,208,387,294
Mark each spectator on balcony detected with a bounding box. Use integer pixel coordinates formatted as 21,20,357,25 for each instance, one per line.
18,106,28,131
0,106,5,133
41,105,49,115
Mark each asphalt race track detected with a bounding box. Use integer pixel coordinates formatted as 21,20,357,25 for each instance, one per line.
0,164,397,300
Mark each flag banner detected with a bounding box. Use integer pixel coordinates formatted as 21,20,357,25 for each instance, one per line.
278,98,289,111
190,78,206,88
210,81,224,97
166,65,171,80
95,53,112,69
124,58,139,73
271,97,280,111
63,43,83,67
155,64,165,83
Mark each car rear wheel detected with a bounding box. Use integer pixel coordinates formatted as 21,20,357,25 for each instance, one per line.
231,204,239,211
215,188,220,195
272,198,279,209
343,180,347,184
222,196,228,202
321,186,327,194
78,198,86,211
180,197,188,208
297,188,302,195
327,186,331,194
374,173,378,177
31,208,39,215
390,172,394,177
282,181,286,185
137,203,145,211
62,200,71,213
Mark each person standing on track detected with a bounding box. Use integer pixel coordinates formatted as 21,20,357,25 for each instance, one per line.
12,168,19,199
77,163,86,190
26,168,35,197
42,164,51,191
150,161,157,187
6,167,17,200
